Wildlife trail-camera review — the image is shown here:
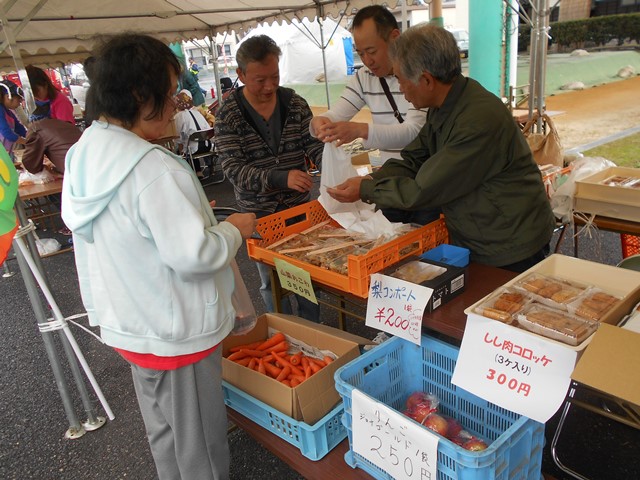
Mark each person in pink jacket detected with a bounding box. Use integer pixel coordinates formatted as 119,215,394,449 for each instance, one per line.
26,65,74,124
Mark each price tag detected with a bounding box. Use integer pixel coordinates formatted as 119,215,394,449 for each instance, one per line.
352,389,438,479
274,258,318,304
366,273,432,346
451,313,577,423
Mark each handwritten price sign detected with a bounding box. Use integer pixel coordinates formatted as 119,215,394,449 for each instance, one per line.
366,273,432,345
274,258,318,304
352,389,439,479
451,314,577,423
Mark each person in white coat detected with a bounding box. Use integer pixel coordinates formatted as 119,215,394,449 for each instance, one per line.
61,33,256,480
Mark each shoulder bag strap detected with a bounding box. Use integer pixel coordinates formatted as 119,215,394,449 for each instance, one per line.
379,77,404,124
187,110,203,131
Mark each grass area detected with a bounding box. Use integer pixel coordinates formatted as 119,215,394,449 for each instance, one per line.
583,133,640,167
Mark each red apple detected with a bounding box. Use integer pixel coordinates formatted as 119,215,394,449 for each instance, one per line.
422,413,449,437
405,391,438,411
450,435,466,447
463,438,489,451
411,403,437,424
445,416,463,439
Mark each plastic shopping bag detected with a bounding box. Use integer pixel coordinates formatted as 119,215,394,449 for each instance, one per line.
318,143,399,238
229,259,257,335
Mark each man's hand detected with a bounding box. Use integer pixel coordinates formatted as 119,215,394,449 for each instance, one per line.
315,121,368,147
310,116,332,135
225,212,257,240
287,169,314,192
326,176,368,203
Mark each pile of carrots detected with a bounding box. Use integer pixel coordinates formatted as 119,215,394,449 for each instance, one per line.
225,332,334,387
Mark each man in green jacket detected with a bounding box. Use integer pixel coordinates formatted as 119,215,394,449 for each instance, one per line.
327,24,555,272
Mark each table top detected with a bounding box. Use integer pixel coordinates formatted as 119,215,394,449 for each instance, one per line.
422,262,517,340
18,178,64,200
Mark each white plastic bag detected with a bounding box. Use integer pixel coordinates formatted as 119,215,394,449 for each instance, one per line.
550,156,615,224
34,234,61,256
18,168,57,186
318,143,400,237
229,259,257,335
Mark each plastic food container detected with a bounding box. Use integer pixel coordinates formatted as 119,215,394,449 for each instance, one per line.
516,304,598,346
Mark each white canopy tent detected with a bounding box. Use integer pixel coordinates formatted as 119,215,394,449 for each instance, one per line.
0,0,376,70
237,17,352,85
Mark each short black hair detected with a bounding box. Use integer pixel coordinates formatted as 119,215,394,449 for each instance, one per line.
352,5,399,41
87,34,180,128
236,35,281,73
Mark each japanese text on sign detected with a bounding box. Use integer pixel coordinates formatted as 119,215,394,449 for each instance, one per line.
366,273,433,346
274,258,318,304
352,389,439,480
452,314,577,423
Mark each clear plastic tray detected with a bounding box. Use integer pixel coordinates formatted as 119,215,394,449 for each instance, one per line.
516,304,598,346
568,288,621,321
514,273,586,310
473,288,530,324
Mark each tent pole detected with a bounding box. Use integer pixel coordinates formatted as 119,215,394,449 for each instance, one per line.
13,201,112,438
317,10,331,109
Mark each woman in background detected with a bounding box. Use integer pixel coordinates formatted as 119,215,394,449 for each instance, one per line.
62,33,256,480
26,65,74,124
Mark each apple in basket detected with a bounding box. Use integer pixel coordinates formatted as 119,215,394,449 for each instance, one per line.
463,438,489,451
446,416,463,439
422,413,449,437
405,391,439,411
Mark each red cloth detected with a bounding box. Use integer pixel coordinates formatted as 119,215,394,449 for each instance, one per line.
114,344,219,370
0,222,18,264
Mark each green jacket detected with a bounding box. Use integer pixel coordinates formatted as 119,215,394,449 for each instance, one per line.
361,76,555,267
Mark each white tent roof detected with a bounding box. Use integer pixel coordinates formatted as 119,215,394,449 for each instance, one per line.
239,17,352,84
0,0,382,69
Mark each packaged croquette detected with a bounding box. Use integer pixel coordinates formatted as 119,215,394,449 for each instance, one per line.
516,304,597,346
569,288,620,321
514,273,586,310
474,288,530,324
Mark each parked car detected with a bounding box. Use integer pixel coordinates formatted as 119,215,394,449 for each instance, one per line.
447,28,469,58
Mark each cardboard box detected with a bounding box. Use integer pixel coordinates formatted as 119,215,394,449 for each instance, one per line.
571,323,640,406
222,313,368,425
385,258,467,312
465,254,640,350
574,166,640,222
350,151,372,176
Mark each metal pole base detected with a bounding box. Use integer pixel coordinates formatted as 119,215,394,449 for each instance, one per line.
83,416,107,432
64,426,87,440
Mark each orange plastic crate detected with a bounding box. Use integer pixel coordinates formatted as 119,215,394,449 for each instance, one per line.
247,200,449,298
621,234,640,258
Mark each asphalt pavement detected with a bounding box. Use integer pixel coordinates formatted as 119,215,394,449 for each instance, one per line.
1,173,638,479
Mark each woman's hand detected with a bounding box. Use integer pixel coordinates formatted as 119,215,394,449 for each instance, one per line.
225,212,257,240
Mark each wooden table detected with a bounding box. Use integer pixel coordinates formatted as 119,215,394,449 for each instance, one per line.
18,177,64,200
572,213,640,258
17,178,71,256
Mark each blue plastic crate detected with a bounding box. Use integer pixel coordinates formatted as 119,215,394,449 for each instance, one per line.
421,244,470,267
222,381,346,461
334,336,545,480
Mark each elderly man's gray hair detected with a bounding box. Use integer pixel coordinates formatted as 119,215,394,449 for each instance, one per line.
389,24,462,84
236,35,282,73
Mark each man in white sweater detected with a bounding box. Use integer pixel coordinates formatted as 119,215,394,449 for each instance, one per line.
310,5,427,167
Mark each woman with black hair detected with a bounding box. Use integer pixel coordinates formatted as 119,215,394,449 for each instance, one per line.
26,64,74,124
61,33,256,480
